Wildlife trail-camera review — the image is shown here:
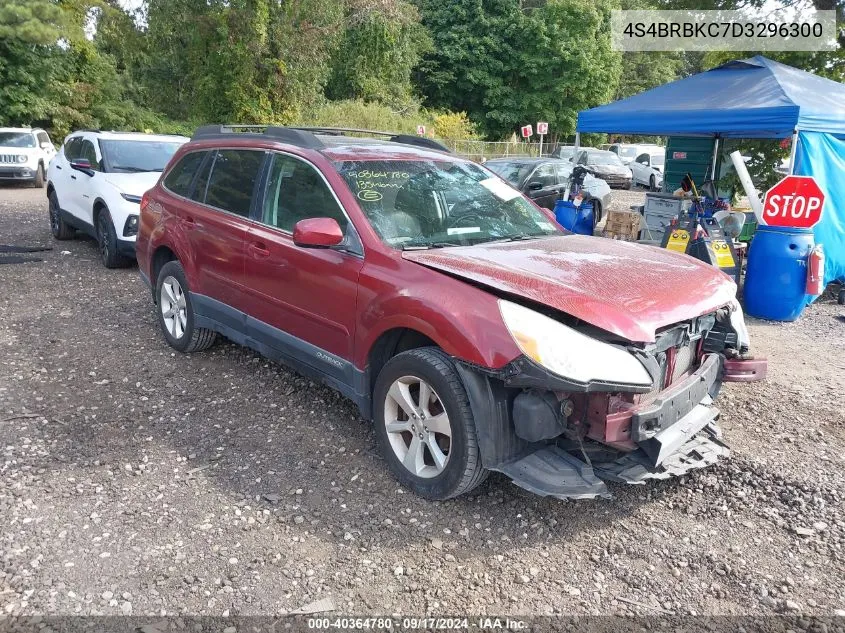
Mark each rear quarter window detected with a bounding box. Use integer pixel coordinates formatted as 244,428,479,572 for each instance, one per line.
163,151,208,197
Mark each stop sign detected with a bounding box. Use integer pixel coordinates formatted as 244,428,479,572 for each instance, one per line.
761,175,825,229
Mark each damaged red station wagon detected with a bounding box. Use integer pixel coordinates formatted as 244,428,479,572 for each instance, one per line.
136,125,766,501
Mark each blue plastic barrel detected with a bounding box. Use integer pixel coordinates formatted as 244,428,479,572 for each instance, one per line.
554,200,594,236
744,225,814,321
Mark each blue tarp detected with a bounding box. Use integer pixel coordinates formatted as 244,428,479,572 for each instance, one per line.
794,131,845,285
576,56,845,138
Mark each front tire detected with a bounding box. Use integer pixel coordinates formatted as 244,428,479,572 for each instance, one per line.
373,347,487,500
649,175,658,192
96,207,132,269
48,191,75,240
155,261,217,353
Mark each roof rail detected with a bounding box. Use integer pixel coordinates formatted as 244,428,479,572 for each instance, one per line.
289,126,452,153
191,124,324,150
190,124,452,153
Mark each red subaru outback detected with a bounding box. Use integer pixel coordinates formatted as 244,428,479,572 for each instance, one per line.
137,126,766,501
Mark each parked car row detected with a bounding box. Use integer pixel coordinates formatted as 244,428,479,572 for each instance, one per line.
0,127,57,188
41,125,765,502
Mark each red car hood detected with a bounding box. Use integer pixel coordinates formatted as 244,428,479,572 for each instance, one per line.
402,235,737,343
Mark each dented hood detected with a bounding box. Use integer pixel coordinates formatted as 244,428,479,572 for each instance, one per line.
402,235,737,343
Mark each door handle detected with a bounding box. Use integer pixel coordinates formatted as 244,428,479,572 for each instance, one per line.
56,165,62,170
183,216,196,227
70,175,76,180
248,241,270,259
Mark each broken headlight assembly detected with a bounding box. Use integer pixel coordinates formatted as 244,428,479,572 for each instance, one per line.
498,299,653,388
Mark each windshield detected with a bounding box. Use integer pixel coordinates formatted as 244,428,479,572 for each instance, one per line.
485,161,533,186
335,159,562,248
0,132,36,148
587,152,623,166
100,139,184,173
651,153,665,167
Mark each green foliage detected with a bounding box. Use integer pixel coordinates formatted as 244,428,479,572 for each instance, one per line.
327,0,430,105
431,111,478,139
0,0,65,45
616,52,683,99
414,0,622,139
297,99,425,133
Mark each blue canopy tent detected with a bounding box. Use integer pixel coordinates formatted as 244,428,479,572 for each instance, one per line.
575,55,845,287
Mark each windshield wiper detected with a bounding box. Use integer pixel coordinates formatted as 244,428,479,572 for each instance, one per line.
483,233,546,244
111,165,162,173
400,241,462,250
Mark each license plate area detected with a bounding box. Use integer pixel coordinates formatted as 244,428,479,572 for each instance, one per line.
631,354,720,442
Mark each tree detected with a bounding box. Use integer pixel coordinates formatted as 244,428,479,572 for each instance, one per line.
414,0,623,139
326,0,430,106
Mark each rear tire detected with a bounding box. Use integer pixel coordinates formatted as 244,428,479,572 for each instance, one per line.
155,260,217,353
649,175,658,192
373,347,487,500
96,207,132,269
48,191,75,240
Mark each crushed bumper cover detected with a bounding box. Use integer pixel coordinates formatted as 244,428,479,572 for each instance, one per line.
498,422,728,500
488,354,730,500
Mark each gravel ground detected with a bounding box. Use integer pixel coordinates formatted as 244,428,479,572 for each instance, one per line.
1,185,844,619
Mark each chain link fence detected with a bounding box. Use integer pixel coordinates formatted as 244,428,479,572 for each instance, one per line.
438,139,558,161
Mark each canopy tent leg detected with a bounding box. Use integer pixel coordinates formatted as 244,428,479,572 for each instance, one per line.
574,133,580,156
787,129,799,175
710,137,720,181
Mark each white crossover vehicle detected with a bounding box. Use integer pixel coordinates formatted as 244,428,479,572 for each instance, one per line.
46,130,188,267
630,148,665,191
0,127,56,188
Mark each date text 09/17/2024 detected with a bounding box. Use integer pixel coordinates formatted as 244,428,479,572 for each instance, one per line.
307,617,528,630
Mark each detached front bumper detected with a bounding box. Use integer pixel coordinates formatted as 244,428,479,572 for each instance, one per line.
459,353,765,501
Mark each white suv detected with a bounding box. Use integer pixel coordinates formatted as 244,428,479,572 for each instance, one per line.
46,130,188,267
0,127,56,188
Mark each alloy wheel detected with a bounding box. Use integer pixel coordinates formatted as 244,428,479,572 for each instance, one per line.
160,275,188,340
383,375,452,479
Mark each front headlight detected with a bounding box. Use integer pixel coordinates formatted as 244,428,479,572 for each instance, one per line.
121,193,143,204
498,300,653,387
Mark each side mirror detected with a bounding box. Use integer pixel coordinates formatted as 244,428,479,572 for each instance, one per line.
70,158,94,175
527,181,544,192
293,217,344,248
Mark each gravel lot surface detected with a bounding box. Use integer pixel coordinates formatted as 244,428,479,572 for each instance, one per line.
1,185,844,618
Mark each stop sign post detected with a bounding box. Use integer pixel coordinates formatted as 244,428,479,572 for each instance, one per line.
762,175,825,229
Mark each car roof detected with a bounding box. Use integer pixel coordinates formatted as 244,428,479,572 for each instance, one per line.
581,148,615,155
187,125,458,163
0,127,38,133
485,157,566,164
68,130,190,143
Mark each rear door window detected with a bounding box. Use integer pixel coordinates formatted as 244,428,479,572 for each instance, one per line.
203,150,265,217
163,151,208,197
